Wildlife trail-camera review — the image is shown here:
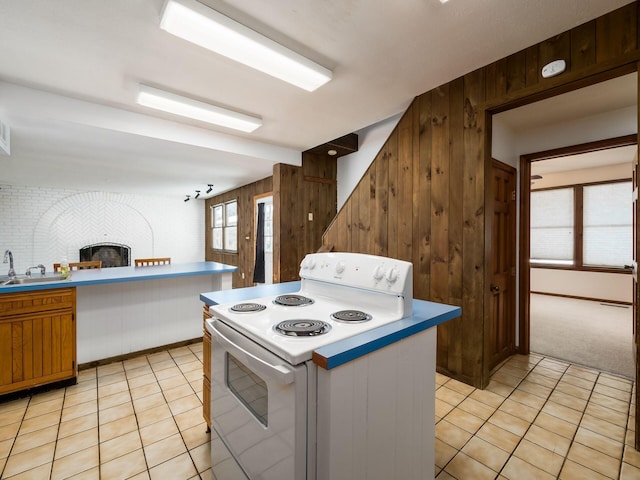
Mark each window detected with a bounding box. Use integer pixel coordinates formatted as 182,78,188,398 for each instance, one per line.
530,180,631,270
211,200,238,252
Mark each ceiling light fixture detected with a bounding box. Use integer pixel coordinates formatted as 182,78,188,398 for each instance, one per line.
327,149,338,156
194,190,201,199
137,84,262,132
206,184,214,194
160,0,332,92
184,195,191,202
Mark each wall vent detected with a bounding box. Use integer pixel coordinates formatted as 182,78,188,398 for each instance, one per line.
0,120,10,156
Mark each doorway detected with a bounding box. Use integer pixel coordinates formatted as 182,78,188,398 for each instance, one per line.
254,194,274,285
491,73,637,376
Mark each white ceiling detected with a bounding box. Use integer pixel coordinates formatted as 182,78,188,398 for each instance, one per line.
0,0,633,198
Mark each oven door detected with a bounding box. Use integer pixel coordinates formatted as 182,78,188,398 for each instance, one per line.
207,319,308,480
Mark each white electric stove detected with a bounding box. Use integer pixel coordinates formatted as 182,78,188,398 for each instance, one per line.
206,252,436,480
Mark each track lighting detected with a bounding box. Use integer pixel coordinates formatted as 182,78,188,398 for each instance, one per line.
195,190,201,199
184,195,191,202
206,184,213,194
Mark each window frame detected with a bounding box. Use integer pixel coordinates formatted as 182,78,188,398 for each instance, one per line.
530,178,632,274
211,199,238,253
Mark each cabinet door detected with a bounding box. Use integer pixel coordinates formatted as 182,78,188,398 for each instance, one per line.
0,311,75,395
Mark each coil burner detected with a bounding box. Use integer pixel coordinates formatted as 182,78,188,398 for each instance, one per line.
229,303,267,313
331,310,372,323
273,295,314,307
274,320,331,337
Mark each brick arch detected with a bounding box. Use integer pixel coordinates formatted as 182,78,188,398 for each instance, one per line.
32,191,153,268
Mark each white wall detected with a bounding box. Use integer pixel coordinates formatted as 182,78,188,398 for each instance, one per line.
0,184,204,275
531,269,631,303
337,113,403,210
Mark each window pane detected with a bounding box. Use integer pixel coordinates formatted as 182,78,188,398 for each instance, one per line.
530,188,574,263
583,182,631,267
226,201,237,226
224,226,237,251
213,228,223,250
213,205,223,228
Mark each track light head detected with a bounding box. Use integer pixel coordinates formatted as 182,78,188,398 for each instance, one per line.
206,184,213,194
184,195,191,202
195,190,201,199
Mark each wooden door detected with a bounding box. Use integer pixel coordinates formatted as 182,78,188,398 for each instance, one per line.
634,148,640,450
489,159,517,370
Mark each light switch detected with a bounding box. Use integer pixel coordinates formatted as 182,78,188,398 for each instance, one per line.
308,212,313,221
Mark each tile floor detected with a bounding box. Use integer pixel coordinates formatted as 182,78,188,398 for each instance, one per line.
0,343,638,479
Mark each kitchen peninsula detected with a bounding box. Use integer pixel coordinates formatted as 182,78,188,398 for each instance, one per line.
1,262,236,365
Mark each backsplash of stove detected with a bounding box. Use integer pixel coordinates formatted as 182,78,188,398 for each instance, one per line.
0,184,204,274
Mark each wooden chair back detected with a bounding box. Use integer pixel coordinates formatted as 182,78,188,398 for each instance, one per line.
134,257,171,267
53,260,102,272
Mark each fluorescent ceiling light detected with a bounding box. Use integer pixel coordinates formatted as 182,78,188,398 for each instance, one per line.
136,84,262,133
160,0,332,92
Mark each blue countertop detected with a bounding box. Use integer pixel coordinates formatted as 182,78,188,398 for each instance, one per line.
0,261,237,293
200,282,461,370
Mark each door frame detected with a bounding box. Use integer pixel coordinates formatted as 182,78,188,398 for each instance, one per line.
517,134,637,354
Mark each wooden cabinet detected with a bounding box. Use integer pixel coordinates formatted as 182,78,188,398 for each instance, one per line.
0,288,76,395
203,303,212,429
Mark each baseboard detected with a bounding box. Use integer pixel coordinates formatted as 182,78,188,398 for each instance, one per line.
530,291,631,306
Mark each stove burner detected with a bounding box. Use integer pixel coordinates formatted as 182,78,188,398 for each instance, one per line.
229,303,267,313
273,294,314,307
331,310,372,323
274,320,331,337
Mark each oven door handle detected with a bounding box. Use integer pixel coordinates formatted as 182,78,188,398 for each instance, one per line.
210,323,295,385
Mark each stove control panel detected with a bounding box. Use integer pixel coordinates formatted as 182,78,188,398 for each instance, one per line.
300,252,412,295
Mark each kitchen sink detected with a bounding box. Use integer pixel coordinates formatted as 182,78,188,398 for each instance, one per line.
1,275,67,286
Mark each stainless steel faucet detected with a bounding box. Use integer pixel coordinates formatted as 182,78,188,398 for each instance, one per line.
26,264,46,276
3,250,16,278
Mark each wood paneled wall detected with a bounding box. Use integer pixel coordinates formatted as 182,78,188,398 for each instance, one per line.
274,154,337,282
205,177,272,288
323,1,640,388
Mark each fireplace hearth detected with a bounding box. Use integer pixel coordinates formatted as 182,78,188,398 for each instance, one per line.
80,243,130,268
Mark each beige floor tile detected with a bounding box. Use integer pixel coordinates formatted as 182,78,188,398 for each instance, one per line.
11,424,58,455
24,397,63,419
542,400,583,425
491,371,522,388
621,461,640,478
150,360,177,373
527,371,560,388
158,374,188,391
518,380,553,399
434,438,457,469
18,410,62,435
2,441,56,477
574,426,623,460
0,407,26,429
128,373,158,389
50,445,98,480
461,436,509,472
101,448,148,480
485,380,515,397
184,369,203,384
590,391,631,414
182,424,211,451
54,427,98,460
549,390,588,412
77,368,97,382
98,380,129,398
168,394,201,416
148,451,197,480
435,420,473,450
154,366,182,380
565,364,599,381
100,430,142,463
581,414,626,443
567,442,621,478
476,422,520,454
162,384,194,403
595,382,631,400
586,401,629,428
507,388,546,410
137,404,173,428
173,407,206,432
140,418,180,446
444,452,496,479
457,397,495,420
134,392,167,413
65,379,96,396
97,362,124,377
98,372,127,388
99,402,134,425
123,357,151,371
562,374,597,391
624,444,640,468
556,382,592,401
61,400,98,423
177,360,202,374
560,459,610,480
4,461,52,480
444,408,484,434
534,412,579,439
598,375,632,392
144,433,187,467
468,388,504,408
125,364,154,379
127,471,151,480
64,388,97,408
488,410,530,437
131,382,162,400
98,390,132,410
98,414,138,442
0,398,28,416
29,388,65,405
436,386,467,407
435,399,455,419
0,437,14,459
67,465,100,479
499,398,538,423
513,439,564,476
58,413,98,439
523,424,571,457
0,422,21,442
501,455,556,480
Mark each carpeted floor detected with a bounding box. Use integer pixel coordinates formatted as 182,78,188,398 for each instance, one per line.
530,293,635,378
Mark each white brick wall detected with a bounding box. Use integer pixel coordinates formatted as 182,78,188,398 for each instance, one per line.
0,185,204,275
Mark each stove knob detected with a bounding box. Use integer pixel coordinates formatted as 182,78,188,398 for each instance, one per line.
385,267,399,283
373,264,385,280
335,261,346,274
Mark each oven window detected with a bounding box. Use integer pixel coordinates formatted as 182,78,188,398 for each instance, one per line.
226,353,268,427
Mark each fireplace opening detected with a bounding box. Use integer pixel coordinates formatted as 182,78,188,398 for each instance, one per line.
80,243,130,268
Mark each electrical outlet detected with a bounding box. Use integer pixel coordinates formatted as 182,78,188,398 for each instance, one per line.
308,212,313,221
242,272,245,279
